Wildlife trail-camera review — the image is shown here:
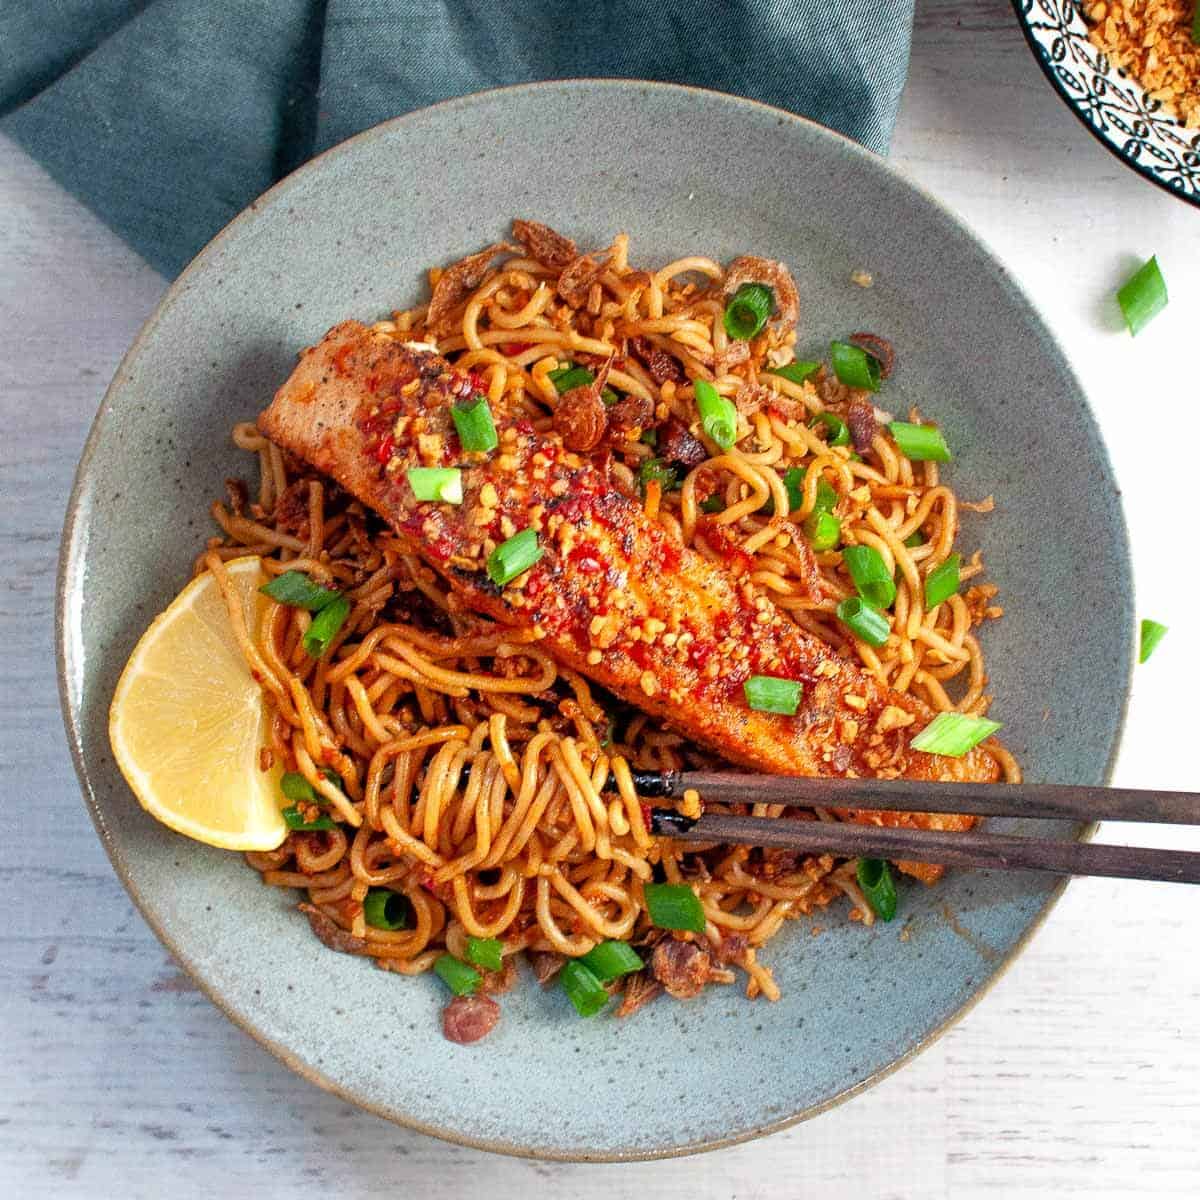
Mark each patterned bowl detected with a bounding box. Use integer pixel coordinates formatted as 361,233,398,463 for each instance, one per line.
1013,0,1200,206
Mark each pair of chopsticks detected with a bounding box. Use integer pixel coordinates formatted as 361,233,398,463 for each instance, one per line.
625,770,1200,884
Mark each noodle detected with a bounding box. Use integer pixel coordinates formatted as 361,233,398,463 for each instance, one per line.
203,227,1019,1032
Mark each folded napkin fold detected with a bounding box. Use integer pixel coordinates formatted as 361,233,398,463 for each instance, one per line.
0,0,914,277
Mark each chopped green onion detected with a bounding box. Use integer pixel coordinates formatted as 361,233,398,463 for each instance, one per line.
700,494,725,514
406,467,463,503
856,858,897,922
640,428,658,447
812,412,851,447
1194,3,1200,44
1117,255,1168,336
843,544,897,609
724,283,774,340
548,364,595,392
910,711,1002,756
281,771,317,803
643,882,706,933
767,360,820,386
433,954,481,996
578,940,644,983
924,553,961,609
363,888,408,930
302,593,350,658
1139,618,1168,664
813,478,840,513
782,467,805,512
559,960,610,1017
637,457,680,495
744,675,802,716
281,805,336,831
450,395,499,453
803,509,841,552
782,466,838,515
465,936,504,972
830,341,881,392
486,529,543,586
260,571,341,612
694,380,737,450
903,530,925,548
889,421,951,462
550,365,619,405
836,596,890,647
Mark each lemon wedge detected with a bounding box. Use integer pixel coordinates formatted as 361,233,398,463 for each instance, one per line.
109,555,287,851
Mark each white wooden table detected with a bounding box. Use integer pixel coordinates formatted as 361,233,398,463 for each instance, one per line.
3,4,1198,1195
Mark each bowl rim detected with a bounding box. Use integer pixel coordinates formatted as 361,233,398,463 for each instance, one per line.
55,77,1135,1161
1010,0,1200,210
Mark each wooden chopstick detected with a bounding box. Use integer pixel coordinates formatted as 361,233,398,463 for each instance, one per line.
648,810,1200,884
628,770,1200,825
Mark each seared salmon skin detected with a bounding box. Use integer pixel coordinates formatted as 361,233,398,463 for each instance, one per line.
259,320,999,805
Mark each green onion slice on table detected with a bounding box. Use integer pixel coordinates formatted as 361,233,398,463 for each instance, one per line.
1117,256,1168,336
1139,619,1167,664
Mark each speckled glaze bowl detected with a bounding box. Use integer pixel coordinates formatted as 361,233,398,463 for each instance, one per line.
57,81,1133,1160
1014,0,1200,207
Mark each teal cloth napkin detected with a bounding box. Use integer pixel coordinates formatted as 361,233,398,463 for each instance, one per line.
0,1,914,277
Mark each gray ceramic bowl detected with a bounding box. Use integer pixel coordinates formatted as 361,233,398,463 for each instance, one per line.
57,81,1133,1160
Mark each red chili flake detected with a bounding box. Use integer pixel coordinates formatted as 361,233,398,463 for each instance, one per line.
567,544,605,574
374,434,394,464
502,342,532,356
467,371,487,394
640,802,654,831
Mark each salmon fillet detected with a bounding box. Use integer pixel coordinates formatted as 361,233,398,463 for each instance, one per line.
259,321,999,809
